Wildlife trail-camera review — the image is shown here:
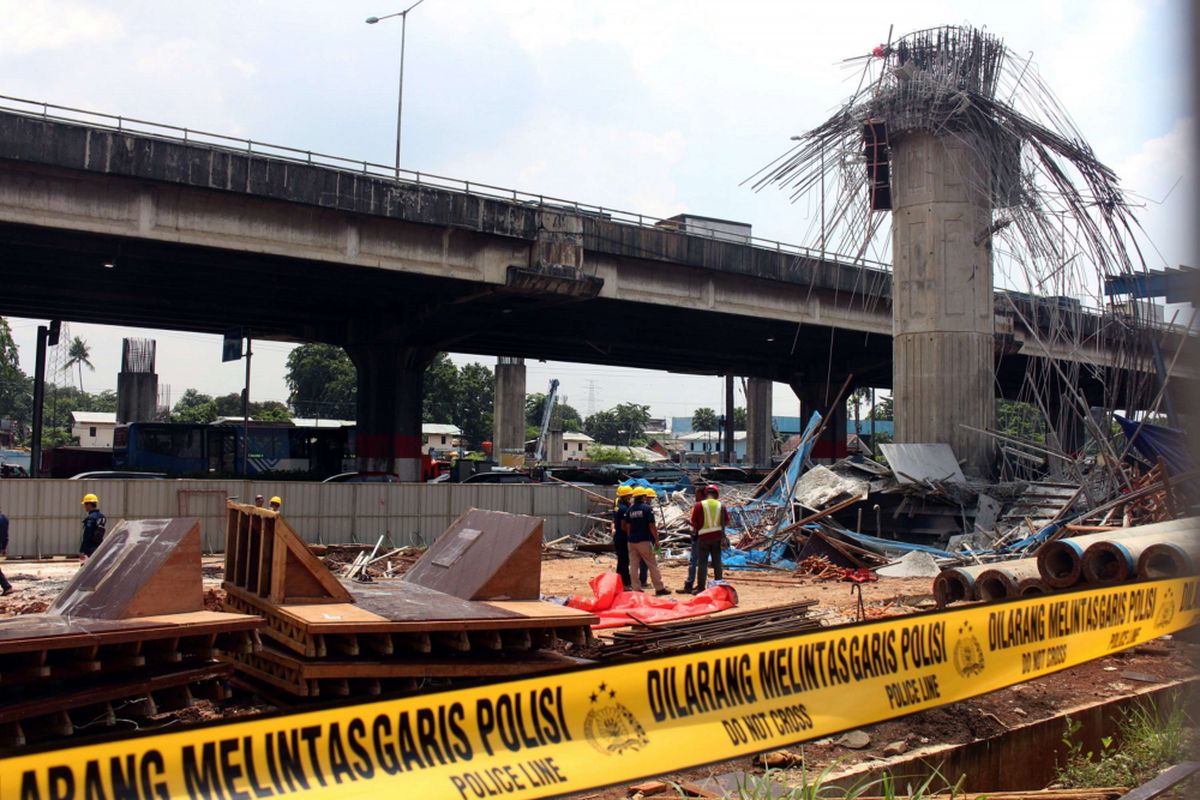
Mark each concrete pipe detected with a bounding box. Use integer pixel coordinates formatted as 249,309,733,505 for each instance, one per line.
1138,542,1198,579
1015,577,1049,597
933,564,991,606
1038,519,1200,588
1081,530,1197,585
975,559,1043,601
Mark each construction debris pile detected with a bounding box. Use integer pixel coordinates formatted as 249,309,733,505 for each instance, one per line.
558,403,1197,610
315,542,423,579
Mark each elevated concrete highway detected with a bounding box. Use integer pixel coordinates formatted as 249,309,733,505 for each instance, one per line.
0,103,1189,476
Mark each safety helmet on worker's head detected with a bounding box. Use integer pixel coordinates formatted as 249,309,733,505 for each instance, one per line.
706,484,720,498
640,486,657,498
269,496,282,506
81,493,99,506
616,484,634,497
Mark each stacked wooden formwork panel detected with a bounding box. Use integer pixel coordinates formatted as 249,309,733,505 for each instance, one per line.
0,517,261,749
221,502,597,699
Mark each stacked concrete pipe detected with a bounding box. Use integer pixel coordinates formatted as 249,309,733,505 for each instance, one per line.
1036,519,1196,589
1139,541,1198,579
1081,528,1196,585
932,564,992,606
975,559,1044,601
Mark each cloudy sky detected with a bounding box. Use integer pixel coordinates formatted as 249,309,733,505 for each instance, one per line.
2,0,1192,422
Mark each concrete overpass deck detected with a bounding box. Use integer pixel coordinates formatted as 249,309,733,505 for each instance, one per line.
0,96,1191,475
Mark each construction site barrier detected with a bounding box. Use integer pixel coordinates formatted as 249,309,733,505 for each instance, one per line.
5,576,1198,800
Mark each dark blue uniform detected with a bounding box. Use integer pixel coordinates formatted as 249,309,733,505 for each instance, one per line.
80,509,106,557
0,512,10,592
612,498,646,590
625,501,655,543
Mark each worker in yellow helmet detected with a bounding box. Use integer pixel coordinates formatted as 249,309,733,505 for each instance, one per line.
624,486,668,595
612,484,644,590
269,496,282,512
79,493,107,561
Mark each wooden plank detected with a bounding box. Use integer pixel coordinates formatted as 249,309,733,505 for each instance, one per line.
251,642,591,679
1116,762,1200,800
0,664,232,725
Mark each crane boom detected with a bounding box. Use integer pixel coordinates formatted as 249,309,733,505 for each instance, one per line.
534,379,560,462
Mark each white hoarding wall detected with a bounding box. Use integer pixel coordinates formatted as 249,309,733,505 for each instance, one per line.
0,480,601,556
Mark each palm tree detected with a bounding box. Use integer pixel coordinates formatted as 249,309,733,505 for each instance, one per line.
64,336,94,392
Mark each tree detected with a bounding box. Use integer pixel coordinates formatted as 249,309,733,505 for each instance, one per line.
88,390,118,414
612,403,650,445
586,403,650,445
732,406,747,429
0,318,32,443
692,407,718,432
173,389,217,424
996,399,1046,444
455,363,494,449
870,395,894,421
586,444,636,464
849,387,871,433
254,401,292,422
64,337,94,392
422,353,459,425
525,392,583,433
584,409,621,444
286,344,356,419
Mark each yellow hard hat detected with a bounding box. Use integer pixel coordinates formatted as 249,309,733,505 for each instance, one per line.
616,485,634,496
634,485,653,497
269,496,282,506
81,493,99,505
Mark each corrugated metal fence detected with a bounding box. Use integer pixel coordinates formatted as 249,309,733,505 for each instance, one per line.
0,480,604,556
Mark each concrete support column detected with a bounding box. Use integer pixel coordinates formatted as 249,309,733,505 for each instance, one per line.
891,130,995,477
790,377,847,464
493,357,527,468
746,377,773,466
345,339,432,481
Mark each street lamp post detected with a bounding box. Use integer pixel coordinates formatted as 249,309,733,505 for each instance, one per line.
366,0,426,177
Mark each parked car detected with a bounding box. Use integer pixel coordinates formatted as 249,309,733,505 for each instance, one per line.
68,470,168,480
322,471,401,483
461,470,534,484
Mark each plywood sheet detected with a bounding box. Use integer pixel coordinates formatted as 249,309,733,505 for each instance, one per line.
879,443,966,484
482,601,597,620
0,611,259,653
49,518,204,619
403,509,543,600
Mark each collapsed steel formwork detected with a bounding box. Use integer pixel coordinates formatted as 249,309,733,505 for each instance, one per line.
220,503,596,698
0,517,262,748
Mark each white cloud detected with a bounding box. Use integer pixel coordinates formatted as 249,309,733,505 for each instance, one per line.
1115,115,1195,269
439,112,689,218
0,0,123,55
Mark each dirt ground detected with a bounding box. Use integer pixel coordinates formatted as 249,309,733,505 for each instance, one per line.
541,551,938,626
543,552,1198,799
2,551,1195,798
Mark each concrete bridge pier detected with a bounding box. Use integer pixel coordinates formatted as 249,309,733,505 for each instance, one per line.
493,357,527,467
745,377,774,466
891,130,996,477
791,375,848,464
345,337,433,481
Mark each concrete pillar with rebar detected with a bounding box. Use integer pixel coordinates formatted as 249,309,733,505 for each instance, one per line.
891,130,995,476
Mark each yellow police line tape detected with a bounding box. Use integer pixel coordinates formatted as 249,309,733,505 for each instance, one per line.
5,576,1200,800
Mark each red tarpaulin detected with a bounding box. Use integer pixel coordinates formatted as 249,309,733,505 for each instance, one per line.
567,572,738,629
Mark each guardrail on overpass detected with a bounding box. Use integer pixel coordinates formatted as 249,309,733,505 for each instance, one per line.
0,93,891,274
0,480,602,557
